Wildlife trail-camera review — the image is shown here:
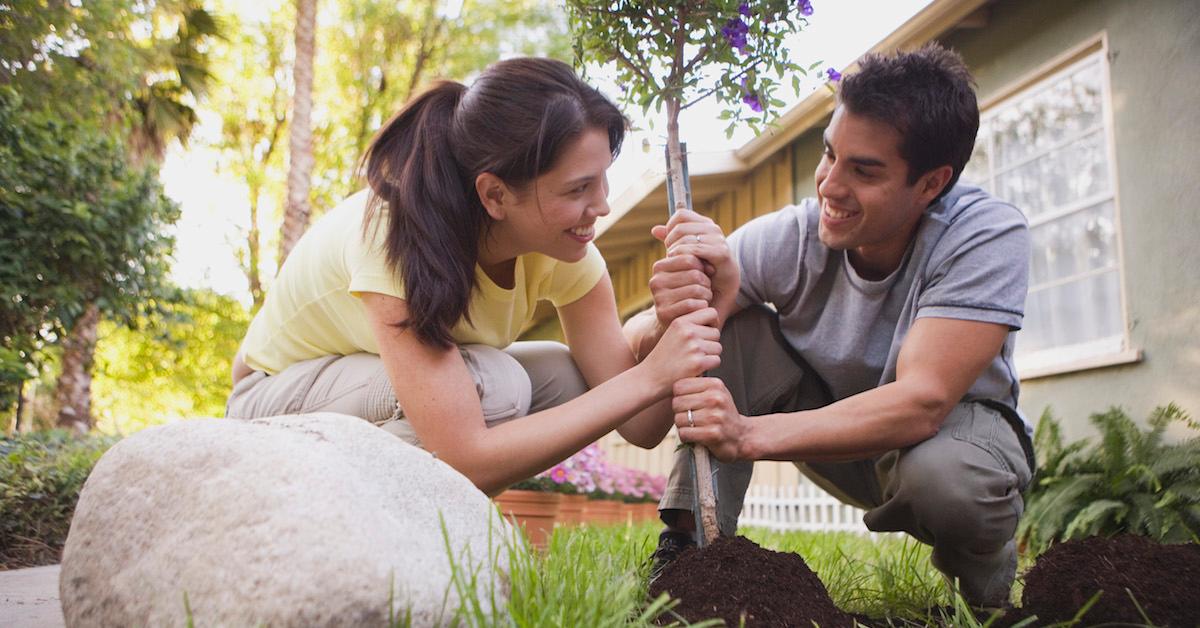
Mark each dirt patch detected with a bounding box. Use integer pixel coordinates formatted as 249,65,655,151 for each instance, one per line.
649,535,854,627
1019,535,1200,626
651,534,1200,627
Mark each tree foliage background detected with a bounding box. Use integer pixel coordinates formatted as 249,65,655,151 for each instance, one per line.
2,0,571,434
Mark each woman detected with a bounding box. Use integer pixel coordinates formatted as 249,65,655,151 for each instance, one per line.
227,58,721,496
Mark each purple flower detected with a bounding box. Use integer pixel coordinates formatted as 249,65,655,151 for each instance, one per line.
740,77,763,112
825,67,842,82
721,17,749,55
738,1,751,17
797,0,813,16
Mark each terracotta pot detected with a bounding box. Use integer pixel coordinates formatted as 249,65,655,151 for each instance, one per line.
493,489,561,548
556,493,588,526
618,502,637,525
639,502,660,523
581,497,621,526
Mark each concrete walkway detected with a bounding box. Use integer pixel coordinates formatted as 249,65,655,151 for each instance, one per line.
0,565,64,627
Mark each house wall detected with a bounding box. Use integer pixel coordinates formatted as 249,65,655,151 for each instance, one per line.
942,0,1200,440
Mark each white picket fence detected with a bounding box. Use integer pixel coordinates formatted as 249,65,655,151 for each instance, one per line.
600,433,871,534
739,481,870,533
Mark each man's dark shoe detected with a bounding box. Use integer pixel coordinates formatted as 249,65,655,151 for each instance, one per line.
649,530,696,581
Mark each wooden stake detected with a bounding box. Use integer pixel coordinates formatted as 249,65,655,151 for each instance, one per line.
665,141,719,546
692,446,720,545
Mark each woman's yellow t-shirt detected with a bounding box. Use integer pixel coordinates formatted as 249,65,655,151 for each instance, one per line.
241,190,607,375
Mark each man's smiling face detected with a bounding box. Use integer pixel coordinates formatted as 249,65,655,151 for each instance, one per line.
814,106,947,279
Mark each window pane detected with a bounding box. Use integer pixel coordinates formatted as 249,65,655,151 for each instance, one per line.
993,59,1104,171
1028,201,1117,287
960,131,991,187
1018,289,1051,354
996,129,1110,219
970,52,1125,367
1019,268,1122,358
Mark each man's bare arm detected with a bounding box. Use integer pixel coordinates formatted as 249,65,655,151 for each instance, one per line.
674,317,1010,463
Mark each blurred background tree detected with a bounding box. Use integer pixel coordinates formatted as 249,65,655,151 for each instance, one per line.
0,88,179,430
1,0,223,432
91,289,251,433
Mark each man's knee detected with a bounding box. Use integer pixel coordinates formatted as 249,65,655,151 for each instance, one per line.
888,435,1024,546
712,305,828,415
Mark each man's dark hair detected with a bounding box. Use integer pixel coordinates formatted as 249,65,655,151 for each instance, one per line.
838,43,979,201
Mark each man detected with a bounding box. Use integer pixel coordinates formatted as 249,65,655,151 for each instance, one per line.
624,43,1035,609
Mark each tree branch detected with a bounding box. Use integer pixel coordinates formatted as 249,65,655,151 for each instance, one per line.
680,54,768,111
611,46,657,92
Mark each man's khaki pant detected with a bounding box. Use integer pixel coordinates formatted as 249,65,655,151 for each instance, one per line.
226,341,588,448
660,306,1034,607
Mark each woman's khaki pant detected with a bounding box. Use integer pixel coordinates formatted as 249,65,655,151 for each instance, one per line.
226,341,588,448
660,306,1035,608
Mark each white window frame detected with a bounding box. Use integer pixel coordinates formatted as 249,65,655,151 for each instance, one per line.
968,34,1140,380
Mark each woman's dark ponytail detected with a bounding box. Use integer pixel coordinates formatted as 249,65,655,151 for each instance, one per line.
362,58,627,349
362,81,476,349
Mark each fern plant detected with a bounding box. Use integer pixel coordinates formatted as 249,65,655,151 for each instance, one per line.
1018,403,1200,554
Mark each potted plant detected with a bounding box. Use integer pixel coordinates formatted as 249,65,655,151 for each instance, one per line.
541,462,589,527
627,468,667,522
493,476,562,549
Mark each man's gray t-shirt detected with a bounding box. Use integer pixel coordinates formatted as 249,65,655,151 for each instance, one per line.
730,184,1030,427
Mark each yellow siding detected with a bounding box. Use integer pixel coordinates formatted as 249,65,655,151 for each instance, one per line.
751,162,774,222
734,180,753,229
773,149,794,210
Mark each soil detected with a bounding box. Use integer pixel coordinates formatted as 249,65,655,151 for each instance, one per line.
648,535,854,627
1018,534,1200,626
650,534,1200,627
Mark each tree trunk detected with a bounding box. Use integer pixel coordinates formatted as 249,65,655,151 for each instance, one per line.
247,190,264,312
55,302,100,434
278,0,317,267
665,98,688,215
10,379,26,435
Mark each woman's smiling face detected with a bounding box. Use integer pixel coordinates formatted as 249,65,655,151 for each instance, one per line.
503,127,614,263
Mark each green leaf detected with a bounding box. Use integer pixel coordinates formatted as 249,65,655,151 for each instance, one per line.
1063,500,1126,540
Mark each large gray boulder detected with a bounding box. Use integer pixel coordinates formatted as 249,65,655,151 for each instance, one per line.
60,413,512,627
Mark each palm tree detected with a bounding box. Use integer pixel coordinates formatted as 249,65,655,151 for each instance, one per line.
278,0,317,266
55,3,221,433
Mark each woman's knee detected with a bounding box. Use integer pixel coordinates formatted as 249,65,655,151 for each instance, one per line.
459,344,533,424
503,341,587,412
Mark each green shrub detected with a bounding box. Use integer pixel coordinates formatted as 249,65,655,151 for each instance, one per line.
0,430,119,568
1019,404,1200,554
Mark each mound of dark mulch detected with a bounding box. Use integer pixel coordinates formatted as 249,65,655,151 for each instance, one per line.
1020,535,1200,626
649,535,854,627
